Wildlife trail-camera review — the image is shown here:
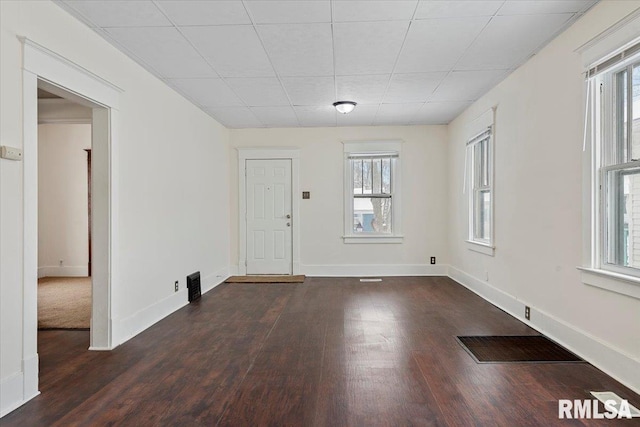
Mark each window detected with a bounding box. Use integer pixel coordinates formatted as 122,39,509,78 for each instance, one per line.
467,126,493,251
343,141,402,243
597,56,640,275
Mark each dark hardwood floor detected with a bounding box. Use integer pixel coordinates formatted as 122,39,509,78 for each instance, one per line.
3,277,639,426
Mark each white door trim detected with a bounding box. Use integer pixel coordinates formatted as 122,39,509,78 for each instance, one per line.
238,148,300,275
20,36,122,407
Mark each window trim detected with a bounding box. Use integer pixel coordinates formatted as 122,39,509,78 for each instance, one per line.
593,56,640,280
343,140,403,244
465,108,496,255
581,30,640,298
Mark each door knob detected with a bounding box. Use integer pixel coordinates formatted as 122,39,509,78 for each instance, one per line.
286,214,291,219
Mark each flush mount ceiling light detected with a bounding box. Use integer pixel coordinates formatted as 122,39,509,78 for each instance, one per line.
333,101,357,114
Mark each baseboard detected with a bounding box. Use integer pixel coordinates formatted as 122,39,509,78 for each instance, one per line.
38,266,88,278
201,267,231,294
0,372,24,418
302,263,448,277
112,288,188,346
0,353,41,418
22,354,39,404
448,265,640,395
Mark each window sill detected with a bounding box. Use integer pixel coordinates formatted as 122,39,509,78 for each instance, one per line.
578,267,640,300
343,235,403,244
465,240,495,256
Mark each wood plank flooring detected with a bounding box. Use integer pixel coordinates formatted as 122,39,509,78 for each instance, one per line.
3,277,639,426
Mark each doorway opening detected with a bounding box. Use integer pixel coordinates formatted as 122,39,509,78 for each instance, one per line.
37,88,92,334
20,37,121,403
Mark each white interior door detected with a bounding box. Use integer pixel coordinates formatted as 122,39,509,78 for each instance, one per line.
246,159,292,275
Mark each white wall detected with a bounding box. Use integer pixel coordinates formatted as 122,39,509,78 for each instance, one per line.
38,124,91,278
447,1,640,392
230,126,449,275
0,0,230,415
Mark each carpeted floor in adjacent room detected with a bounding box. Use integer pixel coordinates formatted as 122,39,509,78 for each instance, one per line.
38,277,91,330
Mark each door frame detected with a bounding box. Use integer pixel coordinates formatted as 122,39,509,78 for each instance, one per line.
20,36,122,403
237,148,300,275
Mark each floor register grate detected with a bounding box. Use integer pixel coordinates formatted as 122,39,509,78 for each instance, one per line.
457,335,585,363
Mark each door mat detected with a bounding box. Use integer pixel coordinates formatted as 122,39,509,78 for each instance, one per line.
225,275,305,283
457,335,584,363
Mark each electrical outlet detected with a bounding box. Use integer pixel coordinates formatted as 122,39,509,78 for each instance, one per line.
59,260,63,267
430,256,436,265
174,281,179,292
525,306,530,320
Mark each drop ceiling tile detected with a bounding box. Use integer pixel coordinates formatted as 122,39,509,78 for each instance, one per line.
334,21,410,75
374,103,423,125
250,107,299,127
104,27,216,78
384,73,446,103
336,75,390,105
332,1,418,22
337,105,379,127
225,78,290,107
415,1,503,19
63,0,170,27
205,107,263,128
245,1,331,24
456,14,574,70
258,24,333,77
156,1,250,26
430,70,507,102
167,78,244,107
498,0,596,16
410,101,472,125
281,77,335,106
395,17,490,73
294,106,337,127
182,26,274,77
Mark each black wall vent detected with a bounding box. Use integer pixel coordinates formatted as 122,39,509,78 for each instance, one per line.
187,271,201,302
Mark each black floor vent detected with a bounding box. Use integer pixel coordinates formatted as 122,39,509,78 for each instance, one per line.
457,335,584,363
187,271,201,302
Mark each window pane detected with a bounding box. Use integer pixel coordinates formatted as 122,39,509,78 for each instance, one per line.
606,168,640,268
475,190,491,240
481,139,489,186
382,158,391,194
353,159,363,194
633,65,640,160
616,69,628,162
474,143,481,186
372,159,382,194
353,197,391,233
362,159,372,194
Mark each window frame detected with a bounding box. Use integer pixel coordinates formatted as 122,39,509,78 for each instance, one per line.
466,124,495,256
579,23,640,299
343,140,403,244
595,57,640,278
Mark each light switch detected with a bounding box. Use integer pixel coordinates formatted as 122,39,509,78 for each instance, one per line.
1,146,23,161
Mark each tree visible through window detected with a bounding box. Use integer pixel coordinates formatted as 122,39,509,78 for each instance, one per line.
343,140,402,243
351,156,393,233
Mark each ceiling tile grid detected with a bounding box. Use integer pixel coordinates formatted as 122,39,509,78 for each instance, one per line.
55,0,598,128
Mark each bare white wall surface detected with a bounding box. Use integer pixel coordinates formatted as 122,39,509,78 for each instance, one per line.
230,126,449,274
447,0,640,392
38,124,91,277
1,0,230,414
